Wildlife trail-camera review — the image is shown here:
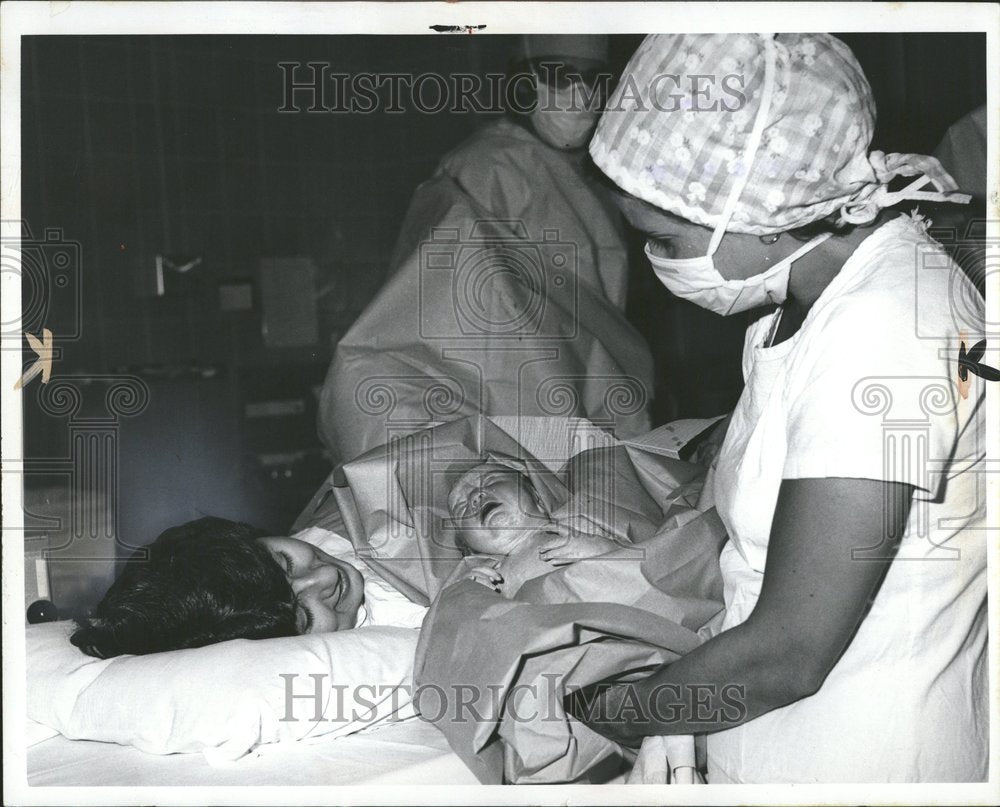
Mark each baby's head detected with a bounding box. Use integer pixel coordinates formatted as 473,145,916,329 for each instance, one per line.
447,457,551,556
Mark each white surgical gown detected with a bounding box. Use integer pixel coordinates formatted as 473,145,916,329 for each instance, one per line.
707,216,988,782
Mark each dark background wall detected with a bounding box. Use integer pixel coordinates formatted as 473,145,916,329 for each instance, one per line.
20,33,986,615
21,35,515,372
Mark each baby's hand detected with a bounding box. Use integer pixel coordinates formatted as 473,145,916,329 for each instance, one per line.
537,523,620,566
466,556,503,592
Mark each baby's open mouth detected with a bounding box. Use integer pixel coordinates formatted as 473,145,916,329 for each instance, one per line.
480,501,502,523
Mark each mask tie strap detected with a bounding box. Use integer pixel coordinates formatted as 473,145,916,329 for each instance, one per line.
757,231,833,311
773,231,833,268
708,34,778,256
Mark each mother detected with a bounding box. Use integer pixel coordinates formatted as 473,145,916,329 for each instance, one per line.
579,34,987,783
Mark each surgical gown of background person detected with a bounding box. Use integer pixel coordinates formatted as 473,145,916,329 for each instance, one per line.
932,105,988,293
319,116,654,463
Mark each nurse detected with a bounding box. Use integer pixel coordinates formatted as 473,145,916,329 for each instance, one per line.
577,34,988,783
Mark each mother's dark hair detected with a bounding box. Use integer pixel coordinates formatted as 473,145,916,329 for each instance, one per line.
70,517,298,658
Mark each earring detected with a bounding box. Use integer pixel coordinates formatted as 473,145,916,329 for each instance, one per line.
759,233,781,245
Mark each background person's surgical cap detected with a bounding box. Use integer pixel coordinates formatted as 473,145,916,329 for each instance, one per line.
590,33,887,234
516,34,609,64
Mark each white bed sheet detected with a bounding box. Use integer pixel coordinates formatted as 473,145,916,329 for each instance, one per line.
27,718,478,787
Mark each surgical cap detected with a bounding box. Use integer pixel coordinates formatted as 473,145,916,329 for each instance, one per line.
590,34,967,234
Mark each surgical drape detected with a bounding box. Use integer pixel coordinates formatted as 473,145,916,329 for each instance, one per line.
319,119,654,463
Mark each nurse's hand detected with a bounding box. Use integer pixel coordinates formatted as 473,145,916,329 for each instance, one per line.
537,525,619,565
564,681,647,749
465,556,503,592
495,538,553,596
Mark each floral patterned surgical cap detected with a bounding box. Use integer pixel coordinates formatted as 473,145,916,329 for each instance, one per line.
590,33,968,234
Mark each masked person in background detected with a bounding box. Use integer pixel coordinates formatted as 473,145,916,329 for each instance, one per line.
572,34,986,783
933,104,988,293
319,36,653,465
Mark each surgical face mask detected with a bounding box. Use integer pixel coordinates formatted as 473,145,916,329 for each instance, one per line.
642,36,831,316
531,79,600,150
644,232,831,316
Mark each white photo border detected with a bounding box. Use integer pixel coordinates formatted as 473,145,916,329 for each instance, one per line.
2,2,997,805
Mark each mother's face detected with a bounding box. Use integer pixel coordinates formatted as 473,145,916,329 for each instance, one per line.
258,536,365,633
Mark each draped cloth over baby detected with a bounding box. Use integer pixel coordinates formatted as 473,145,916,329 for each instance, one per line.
330,413,726,782
412,506,727,784
332,415,577,606
331,414,712,603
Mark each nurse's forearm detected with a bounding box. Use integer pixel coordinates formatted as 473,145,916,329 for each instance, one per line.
584,620,820,743
582,478,910,746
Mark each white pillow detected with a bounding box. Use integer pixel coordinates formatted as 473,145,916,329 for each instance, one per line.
26,525,423,760
27,620,419,761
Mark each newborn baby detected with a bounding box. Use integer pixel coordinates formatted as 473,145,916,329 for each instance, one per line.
446,454,627,594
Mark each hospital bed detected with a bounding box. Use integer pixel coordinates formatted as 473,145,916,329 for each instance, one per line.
27,720,478,787
25,413,723,788
23,220,719,787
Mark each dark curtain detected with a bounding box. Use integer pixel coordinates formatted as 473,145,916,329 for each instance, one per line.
838,33,987,154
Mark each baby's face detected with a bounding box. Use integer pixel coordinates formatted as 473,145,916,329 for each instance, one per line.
448,462,550,556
